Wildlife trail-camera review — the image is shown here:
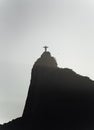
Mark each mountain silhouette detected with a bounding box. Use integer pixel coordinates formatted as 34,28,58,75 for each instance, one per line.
0,50,94,130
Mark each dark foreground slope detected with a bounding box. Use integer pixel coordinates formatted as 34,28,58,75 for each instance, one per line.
1,66,94,130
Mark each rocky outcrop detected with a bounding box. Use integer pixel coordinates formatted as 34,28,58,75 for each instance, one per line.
1,51,94,130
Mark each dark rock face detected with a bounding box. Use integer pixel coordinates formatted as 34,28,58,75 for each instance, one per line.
23,51,57,117
33,51,57,68
23,67,94,129
1,51,94,130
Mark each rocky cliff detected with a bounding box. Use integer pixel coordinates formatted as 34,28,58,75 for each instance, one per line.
1,51,94,130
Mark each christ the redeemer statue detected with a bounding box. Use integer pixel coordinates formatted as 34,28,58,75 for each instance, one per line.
43,46,48,52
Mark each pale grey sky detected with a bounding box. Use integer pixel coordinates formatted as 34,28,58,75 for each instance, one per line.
0,0,94,124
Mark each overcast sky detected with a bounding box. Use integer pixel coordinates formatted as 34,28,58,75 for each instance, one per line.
0,0,94,124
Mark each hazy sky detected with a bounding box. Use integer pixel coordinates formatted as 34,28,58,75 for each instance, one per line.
0,0,94,124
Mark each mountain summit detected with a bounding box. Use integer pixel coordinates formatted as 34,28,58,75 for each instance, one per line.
1,49,94,130
34,50,57,68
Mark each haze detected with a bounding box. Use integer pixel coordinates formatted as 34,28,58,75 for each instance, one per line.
0,0,94,124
